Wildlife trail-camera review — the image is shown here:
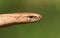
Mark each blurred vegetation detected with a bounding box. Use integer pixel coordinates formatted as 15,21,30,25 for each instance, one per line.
0,0,60,38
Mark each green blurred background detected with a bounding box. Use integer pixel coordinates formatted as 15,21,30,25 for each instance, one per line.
0,0,60,38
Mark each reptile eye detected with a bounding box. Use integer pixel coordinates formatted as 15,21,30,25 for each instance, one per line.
29,16,34,18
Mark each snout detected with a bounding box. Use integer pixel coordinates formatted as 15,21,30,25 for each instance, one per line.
34,15,42,21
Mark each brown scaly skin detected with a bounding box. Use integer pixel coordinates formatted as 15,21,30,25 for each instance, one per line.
0,12,42,27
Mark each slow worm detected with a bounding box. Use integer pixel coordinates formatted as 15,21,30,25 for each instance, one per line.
0,12,42,27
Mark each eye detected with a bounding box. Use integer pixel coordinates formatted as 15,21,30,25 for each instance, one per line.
29,16,34,18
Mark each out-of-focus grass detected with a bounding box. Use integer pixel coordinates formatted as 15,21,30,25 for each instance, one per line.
0,0,60,38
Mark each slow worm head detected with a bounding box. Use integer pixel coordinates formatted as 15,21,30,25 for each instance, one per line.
0,12,42,26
